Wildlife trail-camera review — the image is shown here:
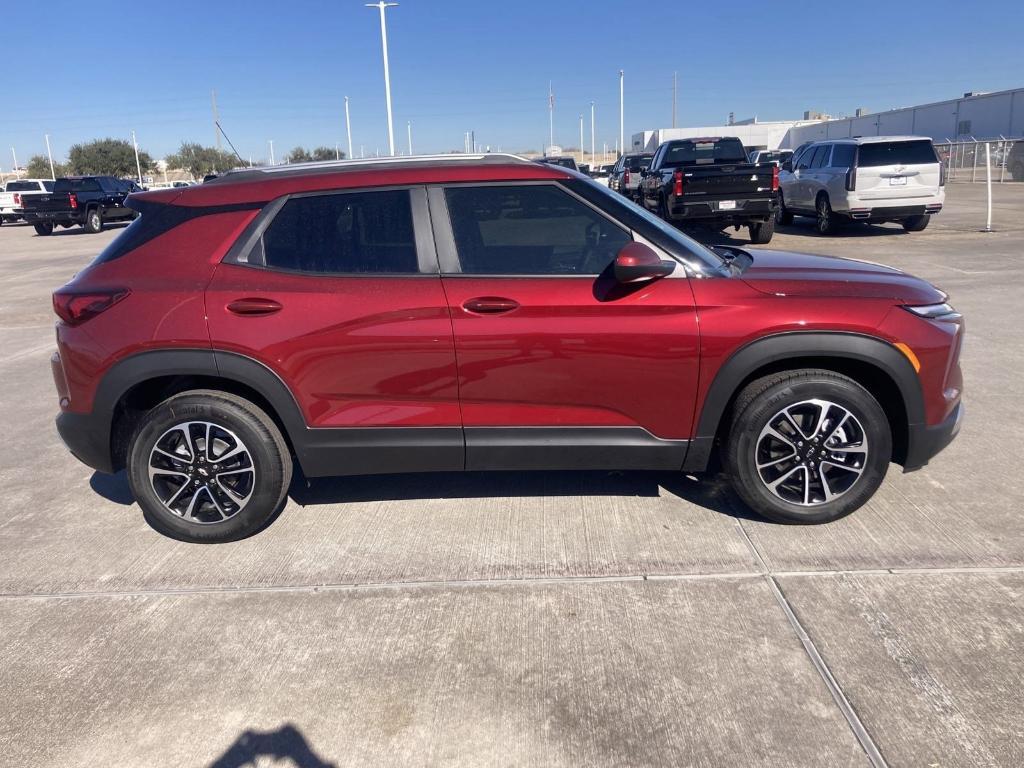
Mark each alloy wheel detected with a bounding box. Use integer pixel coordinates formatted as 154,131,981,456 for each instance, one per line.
755,399,868,506
147,421,255,523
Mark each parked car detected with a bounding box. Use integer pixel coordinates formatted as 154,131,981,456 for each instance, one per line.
748,149,793,167
777,136,945,233
51,154,963,542
1009,141,1024,181
20,176,137,235
639,136,779,243
536,156,578,171
0,178,54,224
608,152,653,200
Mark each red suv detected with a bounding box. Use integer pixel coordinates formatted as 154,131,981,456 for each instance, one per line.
51,155,964,542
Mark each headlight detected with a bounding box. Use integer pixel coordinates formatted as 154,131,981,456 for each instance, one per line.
902,303,961,320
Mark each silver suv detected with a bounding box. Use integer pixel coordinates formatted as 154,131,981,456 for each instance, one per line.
777,136,944,234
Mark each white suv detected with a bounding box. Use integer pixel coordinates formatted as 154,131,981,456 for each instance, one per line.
777,136,944,234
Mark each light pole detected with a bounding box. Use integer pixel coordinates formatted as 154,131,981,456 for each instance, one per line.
548,82,554,152
407,120,413,155
11,147,18,173
344,96,353,159
590,101,595,169
268,140,275,165
578,114,584,165
618,70,624,158
44,134,56,181
130,130,142,184
366,2,398,156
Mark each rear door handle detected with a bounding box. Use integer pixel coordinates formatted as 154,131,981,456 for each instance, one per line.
227,298,283,316
462,297,520,315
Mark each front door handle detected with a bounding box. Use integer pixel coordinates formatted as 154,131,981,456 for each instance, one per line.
462,297,520,315
227,298,283,316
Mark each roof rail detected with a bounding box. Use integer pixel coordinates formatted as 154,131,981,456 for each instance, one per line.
212,153,533,182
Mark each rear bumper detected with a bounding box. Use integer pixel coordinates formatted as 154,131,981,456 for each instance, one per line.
56,411,115,474
903,401,963,472
23,210,80,224
846,203,943,222
668,197,776,223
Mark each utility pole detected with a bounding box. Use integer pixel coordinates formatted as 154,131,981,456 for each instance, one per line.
672,71,677,128
11,147,18,173
548,81,555,152
579,114,584,165
335,143,340,160
366,2,398,156
130,130,142,184
619,70,625,158
44,134,56,181
407,120,413,155
590,101,596,169
268,140,275,165
344,96,353,159
211,90,221,151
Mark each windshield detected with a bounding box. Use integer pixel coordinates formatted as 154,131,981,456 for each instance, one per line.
566,173,726,274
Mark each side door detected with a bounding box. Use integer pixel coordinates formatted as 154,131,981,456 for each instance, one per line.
806,144,833,206
430,181,700,471
790,144,817,209
206,186,463,475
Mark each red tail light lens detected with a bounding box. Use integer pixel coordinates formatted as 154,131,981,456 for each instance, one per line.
13,193,21,206
845,166,857,192
52,288,129,326
69,193,78,209
673,169,684,197
772,164,779,191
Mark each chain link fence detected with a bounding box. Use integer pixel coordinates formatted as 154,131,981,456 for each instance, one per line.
934,138,1024,183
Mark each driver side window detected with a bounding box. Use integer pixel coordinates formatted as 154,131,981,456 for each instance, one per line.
444,184,632,276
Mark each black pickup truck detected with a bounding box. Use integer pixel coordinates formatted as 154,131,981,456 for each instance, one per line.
20,176,137,235
638,137,778,243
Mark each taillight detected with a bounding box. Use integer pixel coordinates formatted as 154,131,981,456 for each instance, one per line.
771,164,779,191
673,169,684,197
13,193,21,206
623,168,630,185
845,166,857,192
52,288,129,326
939,161,946,187
69,193,78,209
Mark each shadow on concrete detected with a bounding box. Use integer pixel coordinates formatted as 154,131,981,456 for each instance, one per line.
90,470,135,505
45,221,132,237
686,221,908,248
207,723,336,768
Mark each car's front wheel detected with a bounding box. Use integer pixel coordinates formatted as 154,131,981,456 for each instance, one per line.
724,370,891,524
127,390,292,543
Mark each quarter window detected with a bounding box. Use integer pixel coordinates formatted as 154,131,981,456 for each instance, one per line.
444,184,631,275
261,189,418,274
831,144,856,169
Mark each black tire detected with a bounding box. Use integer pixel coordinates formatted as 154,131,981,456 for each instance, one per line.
775,193,793,225
748,217,775,244
33,222,54,236
902,215,929,232
657,194,670,221
83,207,103,234
127,390,292,543
723,369,891,524
815,194,841,235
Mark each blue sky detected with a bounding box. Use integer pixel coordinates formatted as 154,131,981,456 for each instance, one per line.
3,0,1022,166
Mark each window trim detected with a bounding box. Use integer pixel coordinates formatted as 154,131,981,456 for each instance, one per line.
223,185,439,277
428,180,635,279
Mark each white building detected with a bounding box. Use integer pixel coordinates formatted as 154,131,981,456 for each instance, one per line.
633,86,1024,153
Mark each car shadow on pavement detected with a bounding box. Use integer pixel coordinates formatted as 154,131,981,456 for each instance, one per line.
207,723,336,768
89,470,135,505
690,222,909,248
45,222,132,237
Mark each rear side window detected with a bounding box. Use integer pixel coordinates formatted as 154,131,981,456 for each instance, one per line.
444,184,631,275
261,190,418,274
857,140,938,167
830,145,856,169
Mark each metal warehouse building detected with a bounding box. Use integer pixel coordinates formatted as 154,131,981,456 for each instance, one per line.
632,86,1024,152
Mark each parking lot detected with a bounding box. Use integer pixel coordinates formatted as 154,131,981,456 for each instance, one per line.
1,182,1022,766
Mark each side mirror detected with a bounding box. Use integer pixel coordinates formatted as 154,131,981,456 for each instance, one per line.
781,160,793,172
614,242,676,284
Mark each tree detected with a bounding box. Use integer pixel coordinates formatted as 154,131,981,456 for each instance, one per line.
286,146,344,164
67,138,154,177
25,154,70,179
165,143,241,179
312,146,343,161
286,146,313,164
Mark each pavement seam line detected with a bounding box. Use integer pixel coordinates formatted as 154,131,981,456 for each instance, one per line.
732,518,888,768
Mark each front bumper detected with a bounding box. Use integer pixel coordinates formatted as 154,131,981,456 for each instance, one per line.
903,401,963,472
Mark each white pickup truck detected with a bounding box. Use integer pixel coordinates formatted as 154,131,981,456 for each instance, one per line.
0,179,55,225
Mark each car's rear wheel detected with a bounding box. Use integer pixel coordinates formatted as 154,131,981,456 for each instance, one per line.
775,193,793,225
83,208,103,234
815,194,841,235
724,369,891,524
127,390,292,543
748,217,775,244
33,222,53,236
902,215,930,232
